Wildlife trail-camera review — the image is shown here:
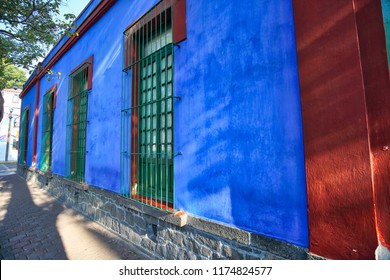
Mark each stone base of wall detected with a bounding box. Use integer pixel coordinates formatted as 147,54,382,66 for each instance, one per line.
18,165,315,260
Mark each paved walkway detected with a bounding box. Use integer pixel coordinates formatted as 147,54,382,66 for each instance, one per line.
0,162,17,177
0,165,151,260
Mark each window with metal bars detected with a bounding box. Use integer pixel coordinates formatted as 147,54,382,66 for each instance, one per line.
66,58,92,183
121,0,176,211
40,89,55,172
19,106,29,165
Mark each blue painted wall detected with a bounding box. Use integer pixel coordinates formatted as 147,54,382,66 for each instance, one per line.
36,0,159,193
28,0,308,247
174,0,308,246
382,0,390,67
20,86,36,167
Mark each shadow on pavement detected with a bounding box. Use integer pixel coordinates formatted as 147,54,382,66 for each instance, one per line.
0,174,150,260
0,174,68,259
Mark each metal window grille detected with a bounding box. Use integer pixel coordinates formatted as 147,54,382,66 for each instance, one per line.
19,107,29,165
66,65,89,183
121,0,174,211
40,91,54,172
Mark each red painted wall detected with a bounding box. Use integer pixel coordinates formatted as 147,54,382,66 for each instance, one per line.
353,0,390,252
292,0,379,259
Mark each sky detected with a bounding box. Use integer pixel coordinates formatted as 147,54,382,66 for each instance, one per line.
29,0,92,72
0,0,90,38
60,0,92,19
0,0,92,77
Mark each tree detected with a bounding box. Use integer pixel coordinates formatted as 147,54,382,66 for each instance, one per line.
0,62,27,122
0,62,27,90
0,0,76,70
0,0,76,121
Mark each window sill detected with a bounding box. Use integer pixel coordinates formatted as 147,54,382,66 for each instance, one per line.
63,177,88,191
117,195,187,227
35,168,52,177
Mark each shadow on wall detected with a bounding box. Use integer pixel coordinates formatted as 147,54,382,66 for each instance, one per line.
178,98,233,223
293,0,384,259
84,34,122,191
175,0,308,247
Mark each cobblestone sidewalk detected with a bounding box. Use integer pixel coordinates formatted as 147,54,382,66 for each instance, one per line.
0,162,17,177
0,173,151,260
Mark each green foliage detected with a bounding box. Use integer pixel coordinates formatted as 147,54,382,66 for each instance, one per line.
45,69,62,82
0,0,76,70
0,61,27,90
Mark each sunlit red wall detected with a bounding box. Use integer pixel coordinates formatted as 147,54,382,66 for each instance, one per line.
292,0,390,259
353,0,390,255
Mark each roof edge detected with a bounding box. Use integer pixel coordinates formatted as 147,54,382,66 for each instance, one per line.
20,0,117,98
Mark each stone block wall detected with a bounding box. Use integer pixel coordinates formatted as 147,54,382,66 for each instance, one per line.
18,165,315,260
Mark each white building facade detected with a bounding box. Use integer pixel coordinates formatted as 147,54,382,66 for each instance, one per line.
0,88,21,162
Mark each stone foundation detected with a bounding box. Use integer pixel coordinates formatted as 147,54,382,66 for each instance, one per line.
18,165,313,260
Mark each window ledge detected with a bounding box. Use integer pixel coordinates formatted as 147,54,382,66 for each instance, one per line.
35,168,53,177
62,177,88,191
117,195,187,227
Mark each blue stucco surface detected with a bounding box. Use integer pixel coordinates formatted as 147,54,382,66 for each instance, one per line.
20,85,36,167
27,0,308,247
36,0,159,193
174,0,308,246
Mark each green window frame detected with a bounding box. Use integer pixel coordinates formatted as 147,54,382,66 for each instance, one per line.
40,89,55,172
65,58,92,183
19,106,30,165
121,0,175,211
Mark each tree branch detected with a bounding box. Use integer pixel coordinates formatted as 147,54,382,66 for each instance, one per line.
0,30,25,42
